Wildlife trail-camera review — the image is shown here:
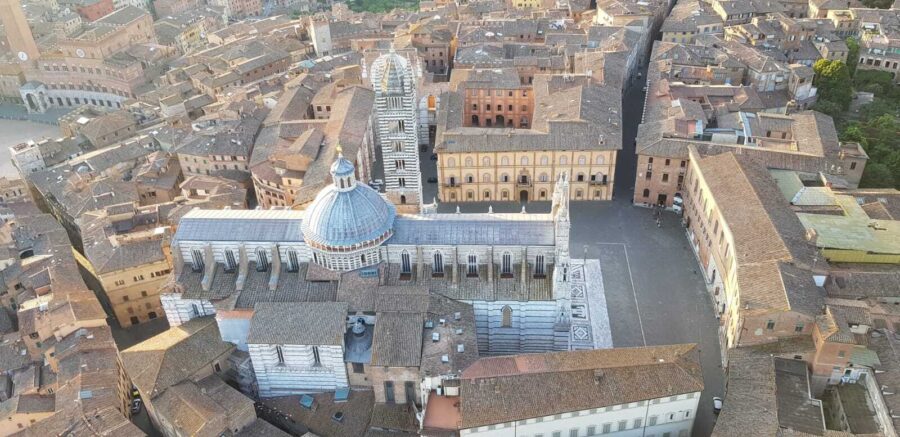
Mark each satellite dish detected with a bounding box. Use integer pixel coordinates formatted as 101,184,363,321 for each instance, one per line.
17,51,27,61
76,48,85,58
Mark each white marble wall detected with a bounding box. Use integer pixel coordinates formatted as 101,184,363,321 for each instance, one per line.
249,344,349,397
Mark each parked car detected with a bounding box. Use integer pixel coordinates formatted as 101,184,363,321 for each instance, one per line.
713,397,723,414
131,398,143,414
131,386,140,399
430,154,438,161
427,177,438,183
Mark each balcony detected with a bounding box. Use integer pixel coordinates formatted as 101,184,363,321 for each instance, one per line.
516,180,532,187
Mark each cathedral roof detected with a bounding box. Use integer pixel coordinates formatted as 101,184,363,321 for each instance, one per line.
301,158,396,249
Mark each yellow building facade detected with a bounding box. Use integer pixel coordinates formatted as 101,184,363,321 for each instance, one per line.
437,149,617,202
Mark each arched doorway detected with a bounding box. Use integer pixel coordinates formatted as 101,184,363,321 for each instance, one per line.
471,114,479,126
495,114,505,126
519,190,528,202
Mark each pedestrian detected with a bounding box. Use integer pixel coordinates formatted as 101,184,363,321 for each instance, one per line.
656,219,661,228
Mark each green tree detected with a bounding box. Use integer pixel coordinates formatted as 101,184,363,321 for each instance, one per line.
860,162,897,188
814,59,854,110
846,37,859,77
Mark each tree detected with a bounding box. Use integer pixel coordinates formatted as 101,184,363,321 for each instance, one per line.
812,99,843,119
846,37,859,77
860,162,897,188
813,59,853,110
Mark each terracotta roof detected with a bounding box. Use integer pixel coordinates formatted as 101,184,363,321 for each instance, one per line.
247,302,348,346
121,317,234,399
458,344,703,427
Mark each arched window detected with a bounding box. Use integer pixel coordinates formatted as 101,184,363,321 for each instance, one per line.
596,155,605,165
433,251,444,274
501,305,512,328
578,155,587,165
540,189,547,199
577,173,585,182
256,248,269,272
224,249,237,272
287,250,300,272
576,189,584,199
501,173,510,182
560,156,568,165
501,251,512,275
483,190,491,199
447,157,456,167
501,157,510,166
471,114,479,126
540,156,549,165
465,157,474,167
482,157,491,167
191,249,204,272
482,173,491,183
535,254,545,276
465,174,474,183
539,173,549,182
400,251,412,274
520,156,529,166
467,254,477,276
501,190,509,199
642,188,650,198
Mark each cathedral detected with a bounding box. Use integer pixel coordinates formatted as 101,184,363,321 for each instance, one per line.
160,151,577,396
157,51,601,399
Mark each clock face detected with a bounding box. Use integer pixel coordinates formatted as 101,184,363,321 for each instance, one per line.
17,51,27,61
76,48,85,58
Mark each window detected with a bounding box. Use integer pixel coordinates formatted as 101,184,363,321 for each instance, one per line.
482,157,491,167
191,249,204,272
214,362,221,372
850,161,857,170
602,424,611,434
123,295,130,302
192,303,201,317
618,420,627,431
648,415,657,426
384,381,395,403
256,248,269,272
662,173,669,183
467,254,477,276
795,323,804,333
646,171,652,180
633,418,642,428
570,429,579,437
535,254,545,276
276,345,285,365
400,251,412,275
312,346,321,366
405,381,416,404
766,320,775,330
288,250,300,272
501,252,512,275
643,189,650,198
225,250,237,272
587,425,597,436
838,350,845,358
520,156,529,165
352,362,364,373
578,155,586,165
433,251,444,274
501,305,513,327
141,291,148,297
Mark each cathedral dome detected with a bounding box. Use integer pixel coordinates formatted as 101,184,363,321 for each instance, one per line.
301,153,396,250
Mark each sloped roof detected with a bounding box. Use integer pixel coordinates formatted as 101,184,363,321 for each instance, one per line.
459,344,703,428
121,317,234,399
